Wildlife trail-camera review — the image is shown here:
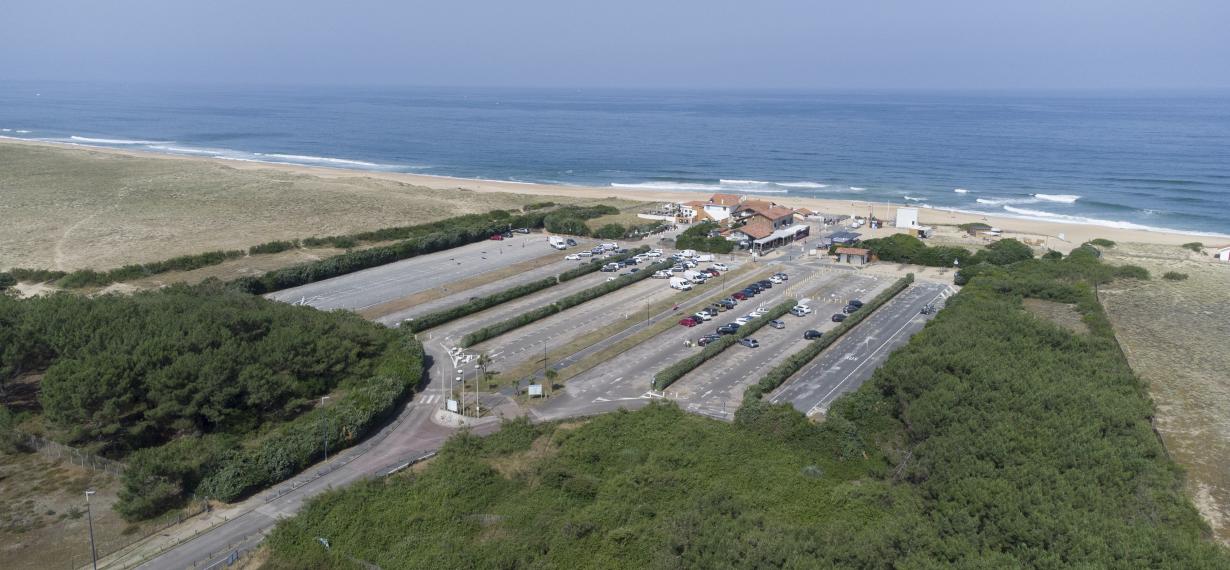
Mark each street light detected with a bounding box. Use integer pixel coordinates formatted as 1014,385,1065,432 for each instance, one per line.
85,490,98,570
320,396,331,463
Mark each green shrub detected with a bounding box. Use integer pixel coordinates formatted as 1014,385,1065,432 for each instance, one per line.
594,223,626,239
1088,238,1116,248
1162,271,1189,281
1181,242,1204,253
747,274,914,399
1114,264,1150,280
249,240,299,255
56,249,247,288
653,299,796,391
0,273,14,292
523,201,557,211
7,268,68,283
674,221,735,254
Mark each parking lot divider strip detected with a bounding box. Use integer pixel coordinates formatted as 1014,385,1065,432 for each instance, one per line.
652,298,798,391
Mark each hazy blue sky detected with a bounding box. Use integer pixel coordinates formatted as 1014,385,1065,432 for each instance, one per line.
2,0,1227,89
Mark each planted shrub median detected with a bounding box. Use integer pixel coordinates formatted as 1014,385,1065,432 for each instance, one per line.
652,298,796,391
743,273,914,402
460,258,672,347
405,247,650,333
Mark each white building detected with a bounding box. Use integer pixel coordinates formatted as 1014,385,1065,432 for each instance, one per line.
896,207,919,229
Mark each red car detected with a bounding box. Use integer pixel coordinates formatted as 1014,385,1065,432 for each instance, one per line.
732,291,747,300
705,268,720,277
490,234,504,240
678,317,698,327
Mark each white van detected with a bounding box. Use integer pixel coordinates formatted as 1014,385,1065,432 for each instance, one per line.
670,277,693,291
680,249,697,258
695,254,714,262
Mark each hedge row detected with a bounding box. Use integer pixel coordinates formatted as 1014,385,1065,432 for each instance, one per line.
460,259,673,347
249,239,300,255
41,249,247,288
404,277,559,333
118,335,425,516
652,298,797,391
404,246,650,333
743,274,914,402
557,246,650,282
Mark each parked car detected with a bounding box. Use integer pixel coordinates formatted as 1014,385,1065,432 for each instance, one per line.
712,303,728,312
734,317,752,326
646,251,661,257
705,268,720,276
742,288,758,297
579,251,593,257
514,227,530,234
717,323,741,335
679,317,699,327
790,305,812,317
732,291,747,300
769,276,784,284
769,319,785,329
698,334,721,346
750,308,767,318
832,313,847,322
694,311,713,321
713,263,730,271
848,299,864,308
773,272,788,280
757,280,773,288
704,307,719,316
804,329,823,340
629,268,640,274
565,254,581,260
601,264,619,272
566,238,578,246
490,234,504,240
501,230,514,238
920,304,936,315
739,338,760,348
722,297,737,307
843,304,859,314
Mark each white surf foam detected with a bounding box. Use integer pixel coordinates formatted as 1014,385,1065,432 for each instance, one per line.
256,153,385,168
976,197,1038,206
777,181,829,189
903,195,924,202
147,145,226,156
953,188,970,193
612,182,725,192
69,135,172,145
15,130,30,133
1032,193,1080,203
848,186,866,191
719,179,771,186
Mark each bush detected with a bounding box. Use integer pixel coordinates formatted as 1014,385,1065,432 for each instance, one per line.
7,268,68,283
674,222,735,254
1114,264,1150,280
653,299,796,391
405,277,560,332
747,275,914,399
1162,271,1188,281
1088,238,1116,248
57,249,246,288
249,240,299,255
0,273,14,292
523,201,557,211
1181,242,1204,253
594,223,627,240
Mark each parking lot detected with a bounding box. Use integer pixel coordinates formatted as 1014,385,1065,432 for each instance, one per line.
670,271,887,420
266,233,582,311
767,281,952,417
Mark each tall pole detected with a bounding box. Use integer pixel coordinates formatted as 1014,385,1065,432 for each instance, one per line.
85,490,98,570
320,396,330,463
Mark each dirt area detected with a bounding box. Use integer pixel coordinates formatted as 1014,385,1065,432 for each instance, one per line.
1098,243,1230,546
1022,298,1090,335
0,142,582,272
0,451,138,570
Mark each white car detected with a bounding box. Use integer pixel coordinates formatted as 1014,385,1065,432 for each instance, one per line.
646,251,662,258
769,276,783,284
579,251,593,257
734,317,752,326
651,248,664,254
712,263,729,271
565,254,581,260
750,309,767,318
683,260,697,268
790,305,813,316
694,312,713,321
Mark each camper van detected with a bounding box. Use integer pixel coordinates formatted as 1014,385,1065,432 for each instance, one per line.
669,277,693,291
548,236,567,250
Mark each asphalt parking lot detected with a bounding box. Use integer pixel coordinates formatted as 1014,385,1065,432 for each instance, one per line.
266,234,584,310
670,272,887,420
767,281,952,417
531,262,807,421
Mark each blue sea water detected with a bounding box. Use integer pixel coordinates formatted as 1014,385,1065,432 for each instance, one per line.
2,82,1228,235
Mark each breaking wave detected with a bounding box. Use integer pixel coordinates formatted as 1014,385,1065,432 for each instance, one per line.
1032,193,1080,203
69,135,172,145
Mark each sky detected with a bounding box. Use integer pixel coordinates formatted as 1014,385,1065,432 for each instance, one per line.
2,0,1228,89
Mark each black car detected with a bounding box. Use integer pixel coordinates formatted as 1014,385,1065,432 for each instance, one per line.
629,268,640,273
757,280,773,288
717,323,740,335
698,334,721,346
566,238,578,246
804,329,823,339
843,304,859,314
848,299,864,308
624,258,638,265
742,288,758,297
832,314,847,322
501,230,514,238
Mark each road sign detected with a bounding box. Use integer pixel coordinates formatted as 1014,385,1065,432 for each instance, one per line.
528,384,544,397
446,399,459,413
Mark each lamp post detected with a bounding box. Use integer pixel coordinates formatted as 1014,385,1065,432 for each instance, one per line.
85,490,98,570
320,396,331,463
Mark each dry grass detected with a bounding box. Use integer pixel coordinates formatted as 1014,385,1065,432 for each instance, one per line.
0,142,583,272
1022,298,1089,335
1098,243,1230,546
585,211,655,231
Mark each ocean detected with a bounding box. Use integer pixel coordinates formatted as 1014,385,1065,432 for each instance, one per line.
1,82,1227,235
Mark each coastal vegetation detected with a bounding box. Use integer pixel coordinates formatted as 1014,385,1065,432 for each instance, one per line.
674,222,736,254
0,283,423,520
1182,242,1205,253
1164,271,1190,281
854,233,1035,270
1088,237,1117,248
262,247,1228,568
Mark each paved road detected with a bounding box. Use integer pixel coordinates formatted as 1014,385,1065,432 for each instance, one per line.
768,282,952,417
266,234,568,310
672,272,884,420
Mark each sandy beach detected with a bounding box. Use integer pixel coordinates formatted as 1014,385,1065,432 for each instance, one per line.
2,137,1225,269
